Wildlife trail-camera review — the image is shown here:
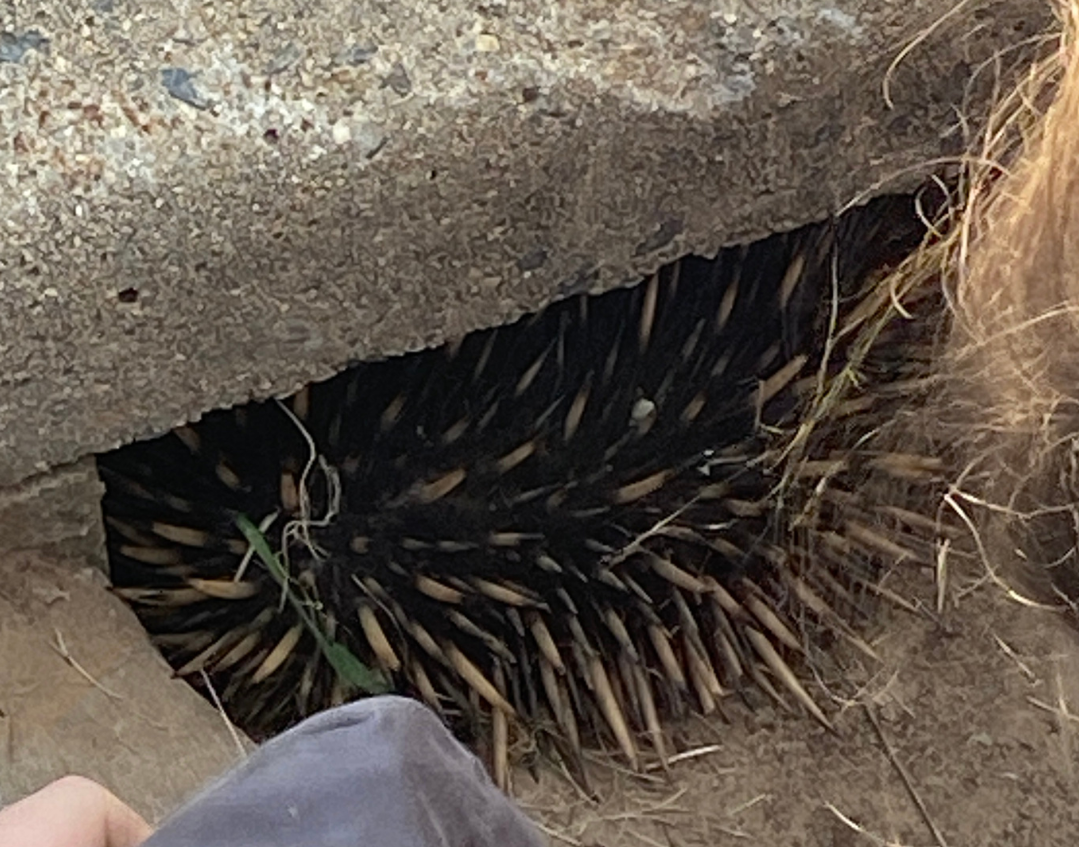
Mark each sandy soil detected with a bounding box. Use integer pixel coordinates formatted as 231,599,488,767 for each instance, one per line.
513,558,1079,847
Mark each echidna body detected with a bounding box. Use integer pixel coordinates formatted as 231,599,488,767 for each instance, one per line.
100,194,938,776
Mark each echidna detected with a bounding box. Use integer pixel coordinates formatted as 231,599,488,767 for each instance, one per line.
98,192,944,782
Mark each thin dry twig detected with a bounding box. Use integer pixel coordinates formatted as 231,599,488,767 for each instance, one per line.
824,801,920,847
864,704,950,847
943,489,1061,611
1054,666,1076,780
623,829,667,847
1028,695,1079,724
725,793,771,817
642,744,724,773
233,511,277,582
993,634,1037,681
581,751,665,785
199,668,248,759
935,538,950,614
50,628,122,701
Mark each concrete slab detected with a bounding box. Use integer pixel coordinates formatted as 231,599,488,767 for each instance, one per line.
0,0,1050,489
0,457,107,570
0,551,249,822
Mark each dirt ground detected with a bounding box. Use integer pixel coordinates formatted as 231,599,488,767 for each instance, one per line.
6,540,1079,846
512,557,1079,847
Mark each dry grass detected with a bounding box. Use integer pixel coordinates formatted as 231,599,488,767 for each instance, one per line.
913,0,1079,616
772,0,1079,632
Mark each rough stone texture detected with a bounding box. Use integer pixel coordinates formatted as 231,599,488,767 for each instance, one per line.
0,0,1050,488
0,551,251,820
0,457,107,570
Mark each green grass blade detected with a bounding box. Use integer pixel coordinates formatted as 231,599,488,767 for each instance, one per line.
235,514,390,695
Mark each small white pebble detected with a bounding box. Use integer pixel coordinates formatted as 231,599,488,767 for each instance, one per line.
331,120,351,145
475,33,500,52
631,398,656,425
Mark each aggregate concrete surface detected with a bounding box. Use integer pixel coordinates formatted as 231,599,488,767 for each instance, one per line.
0,0,1049,490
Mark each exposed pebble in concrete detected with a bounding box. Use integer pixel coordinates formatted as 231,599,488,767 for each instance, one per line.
161,67,212,110
0,29,49,64
382,61,413,96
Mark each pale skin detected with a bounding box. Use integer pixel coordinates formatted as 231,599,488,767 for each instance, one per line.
0,776,152,847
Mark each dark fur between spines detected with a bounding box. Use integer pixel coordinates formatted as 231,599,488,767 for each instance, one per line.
99,193,938,778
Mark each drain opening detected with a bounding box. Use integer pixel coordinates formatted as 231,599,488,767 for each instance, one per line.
96,189,946,780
